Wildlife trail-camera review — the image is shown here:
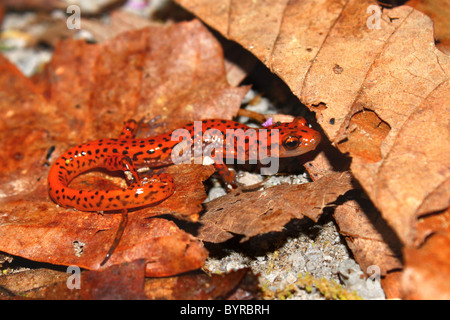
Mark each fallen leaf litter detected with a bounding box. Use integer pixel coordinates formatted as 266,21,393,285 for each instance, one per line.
0,4,393,299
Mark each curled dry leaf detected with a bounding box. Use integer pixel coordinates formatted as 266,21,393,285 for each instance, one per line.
198,171,354,243
402,231,450,299
0,20,248,276
333,198,403,276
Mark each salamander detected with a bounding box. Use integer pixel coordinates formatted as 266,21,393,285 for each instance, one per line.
48,116,320,265
48,117,321,212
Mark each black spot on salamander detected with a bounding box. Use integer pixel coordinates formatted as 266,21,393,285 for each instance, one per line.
112,148,118,153
147,150,155,155
162,147,170,153
133,151,143,161
122,150,129,155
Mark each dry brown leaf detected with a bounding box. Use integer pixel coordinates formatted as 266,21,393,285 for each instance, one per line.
0,186,208,276
407,0,450,54
1,260,259,300
0,268,69,297
198,171,354,243
402,232,450,299
415,207,450,247
380,270,402,299
81,10,160,42
37,20,248,142
0,5,4,26
0,0,66,12
18,260,148,299
145,268,259,300
333,198,403,276
81,10,253,87
81,259,148,299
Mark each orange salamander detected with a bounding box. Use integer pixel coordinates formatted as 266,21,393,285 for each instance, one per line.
48,117,321,212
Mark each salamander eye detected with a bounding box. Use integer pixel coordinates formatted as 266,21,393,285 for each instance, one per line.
283,136,300,150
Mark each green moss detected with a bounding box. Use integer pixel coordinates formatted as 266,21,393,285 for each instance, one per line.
265,272,363,300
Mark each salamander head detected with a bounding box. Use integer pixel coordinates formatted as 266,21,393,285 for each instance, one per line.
266,117,321,157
